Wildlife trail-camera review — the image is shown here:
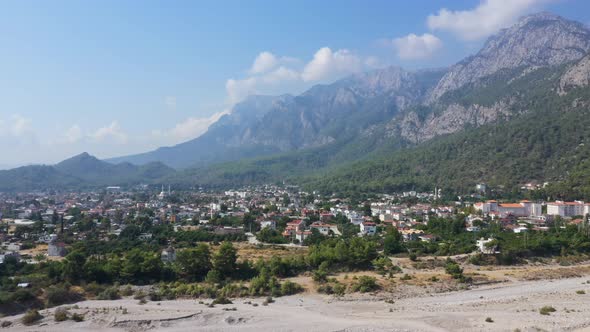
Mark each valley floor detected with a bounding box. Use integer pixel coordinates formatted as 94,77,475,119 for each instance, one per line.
6,267,590,332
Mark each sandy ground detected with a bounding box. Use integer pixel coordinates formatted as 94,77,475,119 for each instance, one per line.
5,274,590,332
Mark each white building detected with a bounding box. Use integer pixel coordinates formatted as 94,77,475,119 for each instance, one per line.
474,200,541,217
546,201,586,217
359,222,377,236
260,220,276,230
476,238,497,254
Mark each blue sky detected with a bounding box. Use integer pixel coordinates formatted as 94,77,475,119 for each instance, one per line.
1,0,588,166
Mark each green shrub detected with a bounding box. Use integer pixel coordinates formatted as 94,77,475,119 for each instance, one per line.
133,290,146,300
12,289,36,304
444,259,463,279
71,313,84,322
22,309,43,325
350,276,379,293
576,290,586,294
82,282,106,297
539,306,556,315
46,287,82,307
54,308,69,322
148,291,162,301
212,296,232,305
280,281,303,296
332,283,346,296
97,287,121,300
312,269,328,283
121,285,134,297
485,317,494,323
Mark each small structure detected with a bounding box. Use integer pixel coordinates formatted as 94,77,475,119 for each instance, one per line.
295,230,312,243
0,251,20,264
359,221,377,236
260,220,276,230
476,238,498,254
48,241,67,257
161,246,176,263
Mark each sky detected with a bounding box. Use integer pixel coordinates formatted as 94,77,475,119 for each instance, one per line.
1,0,589,167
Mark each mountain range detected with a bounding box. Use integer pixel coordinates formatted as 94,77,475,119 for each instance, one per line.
0,153,173,192
3,12,590,194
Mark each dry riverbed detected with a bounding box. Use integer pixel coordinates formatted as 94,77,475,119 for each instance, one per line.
5,263,590,331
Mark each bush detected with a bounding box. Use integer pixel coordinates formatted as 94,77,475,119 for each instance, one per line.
54,308,69,322
350,276,379,293
205,270,222,284
212,296,232,305
12,289,36,304
539,306,556,315
71,313,84,322
121,285,134,297
82,282,106,297
97,287,121,300
280,281,303,296
576,290,586,294
0,321,12,328
22,309,43,325
133,290,146,300
46,287,82,307
148,291,162,302
485,317,493,323
312,269,328,283
409,253,418,261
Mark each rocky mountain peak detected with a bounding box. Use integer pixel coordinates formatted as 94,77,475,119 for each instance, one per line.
429,12,590,101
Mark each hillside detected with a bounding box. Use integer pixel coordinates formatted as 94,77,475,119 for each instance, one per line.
109,12,590,172
108,67,445,169
168,48,590,195
0,153,174,192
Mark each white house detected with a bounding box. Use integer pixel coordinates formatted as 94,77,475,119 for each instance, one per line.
476,238,498,254
359,222,377,236
260,220,276,230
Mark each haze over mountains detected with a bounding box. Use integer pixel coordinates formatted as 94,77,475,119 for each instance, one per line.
3,12,590,193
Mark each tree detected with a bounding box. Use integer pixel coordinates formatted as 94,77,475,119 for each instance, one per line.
212,242,237,279
363,203,372,217
175,244,212,281
383,228,404,255
63,251,87,282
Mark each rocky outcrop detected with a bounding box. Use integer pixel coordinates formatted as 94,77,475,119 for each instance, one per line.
395,101,516,143
559,53,590,93
429,12,590,101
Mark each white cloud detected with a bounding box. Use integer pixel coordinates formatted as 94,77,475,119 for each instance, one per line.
427,0,545,41
301,47,365,82
391,33,443,60
64,124,83,143
227,47,380,104
167,110,229,141
90,121,128,144
226,77,258,105
10,114,32,137
261,66,300,84
249,51,279,74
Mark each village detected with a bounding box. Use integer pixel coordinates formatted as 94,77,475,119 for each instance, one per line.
1,183,589,266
